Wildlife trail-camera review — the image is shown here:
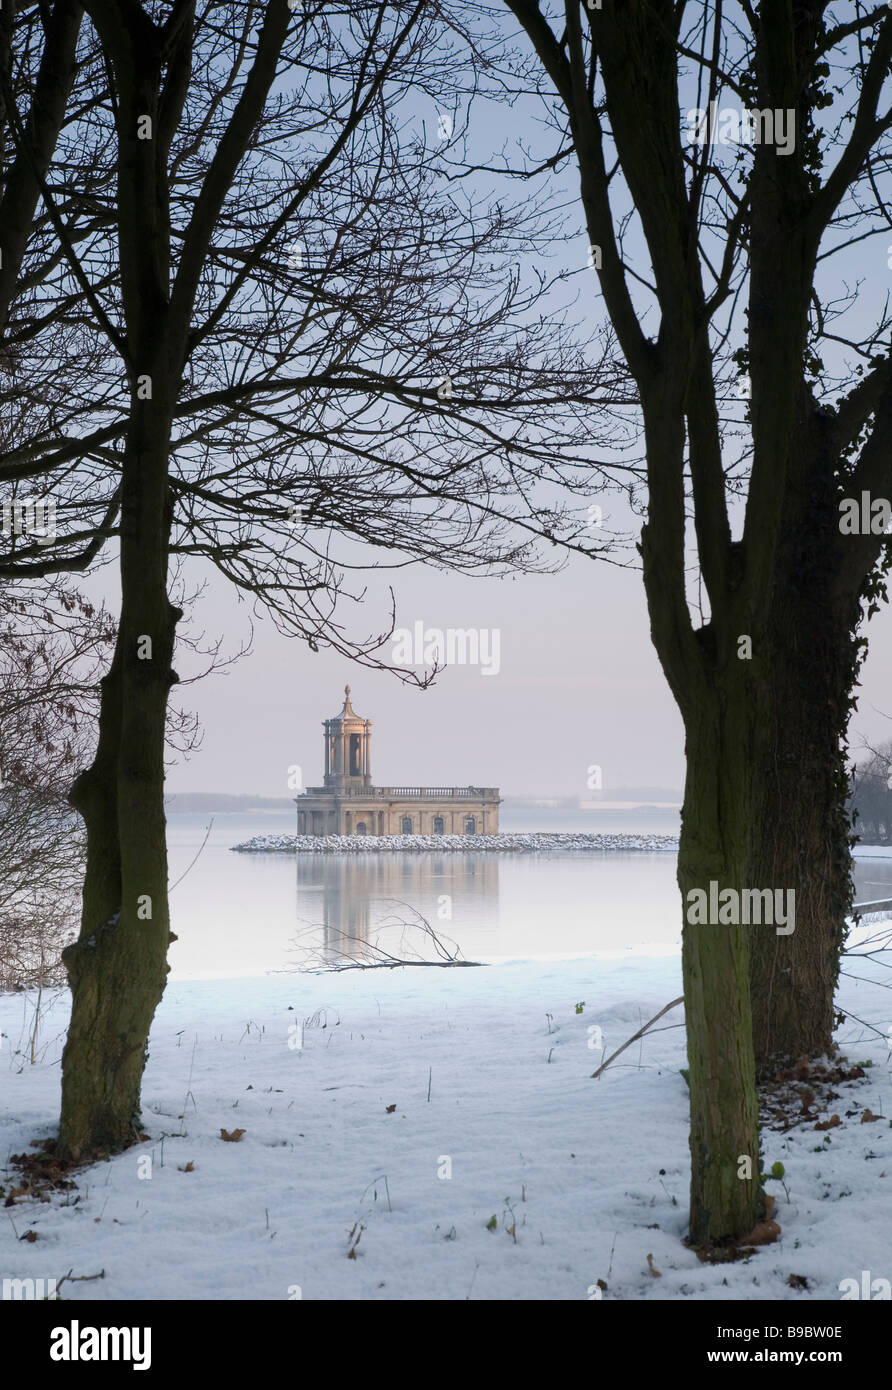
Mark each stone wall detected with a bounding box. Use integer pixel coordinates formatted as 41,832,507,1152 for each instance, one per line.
297,796,499,836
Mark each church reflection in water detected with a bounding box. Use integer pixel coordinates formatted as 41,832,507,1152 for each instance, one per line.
291,852,500,967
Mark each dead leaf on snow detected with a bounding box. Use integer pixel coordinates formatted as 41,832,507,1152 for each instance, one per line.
220,1128,246,1143
738,1219,781,1247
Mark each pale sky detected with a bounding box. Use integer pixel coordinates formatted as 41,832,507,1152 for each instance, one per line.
162,545,685,799
94,529,892,802
74,16,892,802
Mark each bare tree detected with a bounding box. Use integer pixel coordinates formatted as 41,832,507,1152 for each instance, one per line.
0,580,111,992
498,0,892,1243
0,0,626,1159
0,570,214,993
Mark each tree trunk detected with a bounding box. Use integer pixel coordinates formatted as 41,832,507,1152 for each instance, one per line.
58,396,178,1161
59,642,125,1156
747,653,852,1072
679,685,761,1246
747,452,859,1071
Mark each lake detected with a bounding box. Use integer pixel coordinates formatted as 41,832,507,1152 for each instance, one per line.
165,807,892,979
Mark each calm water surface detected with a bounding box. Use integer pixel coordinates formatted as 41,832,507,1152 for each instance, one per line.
165,807,889,979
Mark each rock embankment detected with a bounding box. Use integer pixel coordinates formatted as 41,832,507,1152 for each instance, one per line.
231,831,679,854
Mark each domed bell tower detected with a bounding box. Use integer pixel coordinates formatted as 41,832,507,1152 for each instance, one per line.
323,685,372,792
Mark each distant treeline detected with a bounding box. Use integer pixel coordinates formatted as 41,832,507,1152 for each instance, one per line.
165,789,685,813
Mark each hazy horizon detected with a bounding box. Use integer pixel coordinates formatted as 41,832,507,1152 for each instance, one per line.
164,785,686,805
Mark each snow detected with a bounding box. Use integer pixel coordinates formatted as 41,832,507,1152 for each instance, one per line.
2,945,890,1302
232,831,680,854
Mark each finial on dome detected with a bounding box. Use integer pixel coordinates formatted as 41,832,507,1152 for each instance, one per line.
345,684,350,699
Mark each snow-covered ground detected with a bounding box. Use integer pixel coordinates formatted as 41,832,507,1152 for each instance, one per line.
2,947,890,1302
233,831,680,854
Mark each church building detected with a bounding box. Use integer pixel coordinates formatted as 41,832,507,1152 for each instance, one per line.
296,686,500,836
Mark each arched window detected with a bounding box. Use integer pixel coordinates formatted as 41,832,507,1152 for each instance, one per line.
464,816,476,835
401,816,413,833
433,816,445,835
356,821,367,836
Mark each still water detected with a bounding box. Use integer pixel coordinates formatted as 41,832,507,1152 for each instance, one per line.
165,808,891,979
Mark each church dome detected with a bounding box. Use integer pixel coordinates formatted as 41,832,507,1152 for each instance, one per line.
329,684,364,723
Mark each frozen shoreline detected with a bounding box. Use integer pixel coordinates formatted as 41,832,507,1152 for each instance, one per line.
231,831,680,854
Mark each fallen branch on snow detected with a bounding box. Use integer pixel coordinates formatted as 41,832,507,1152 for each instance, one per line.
591,996,685,1079
284,902,485,972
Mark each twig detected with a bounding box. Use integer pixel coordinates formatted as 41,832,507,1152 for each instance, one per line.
178,1035,198,1135
284,905,483,971
169,817,215,892
55,1268,106,1295
591,997,685,1079
318,959,483,970
359,1173,392,1213
834,1006,890,1042
29,983,42,1065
